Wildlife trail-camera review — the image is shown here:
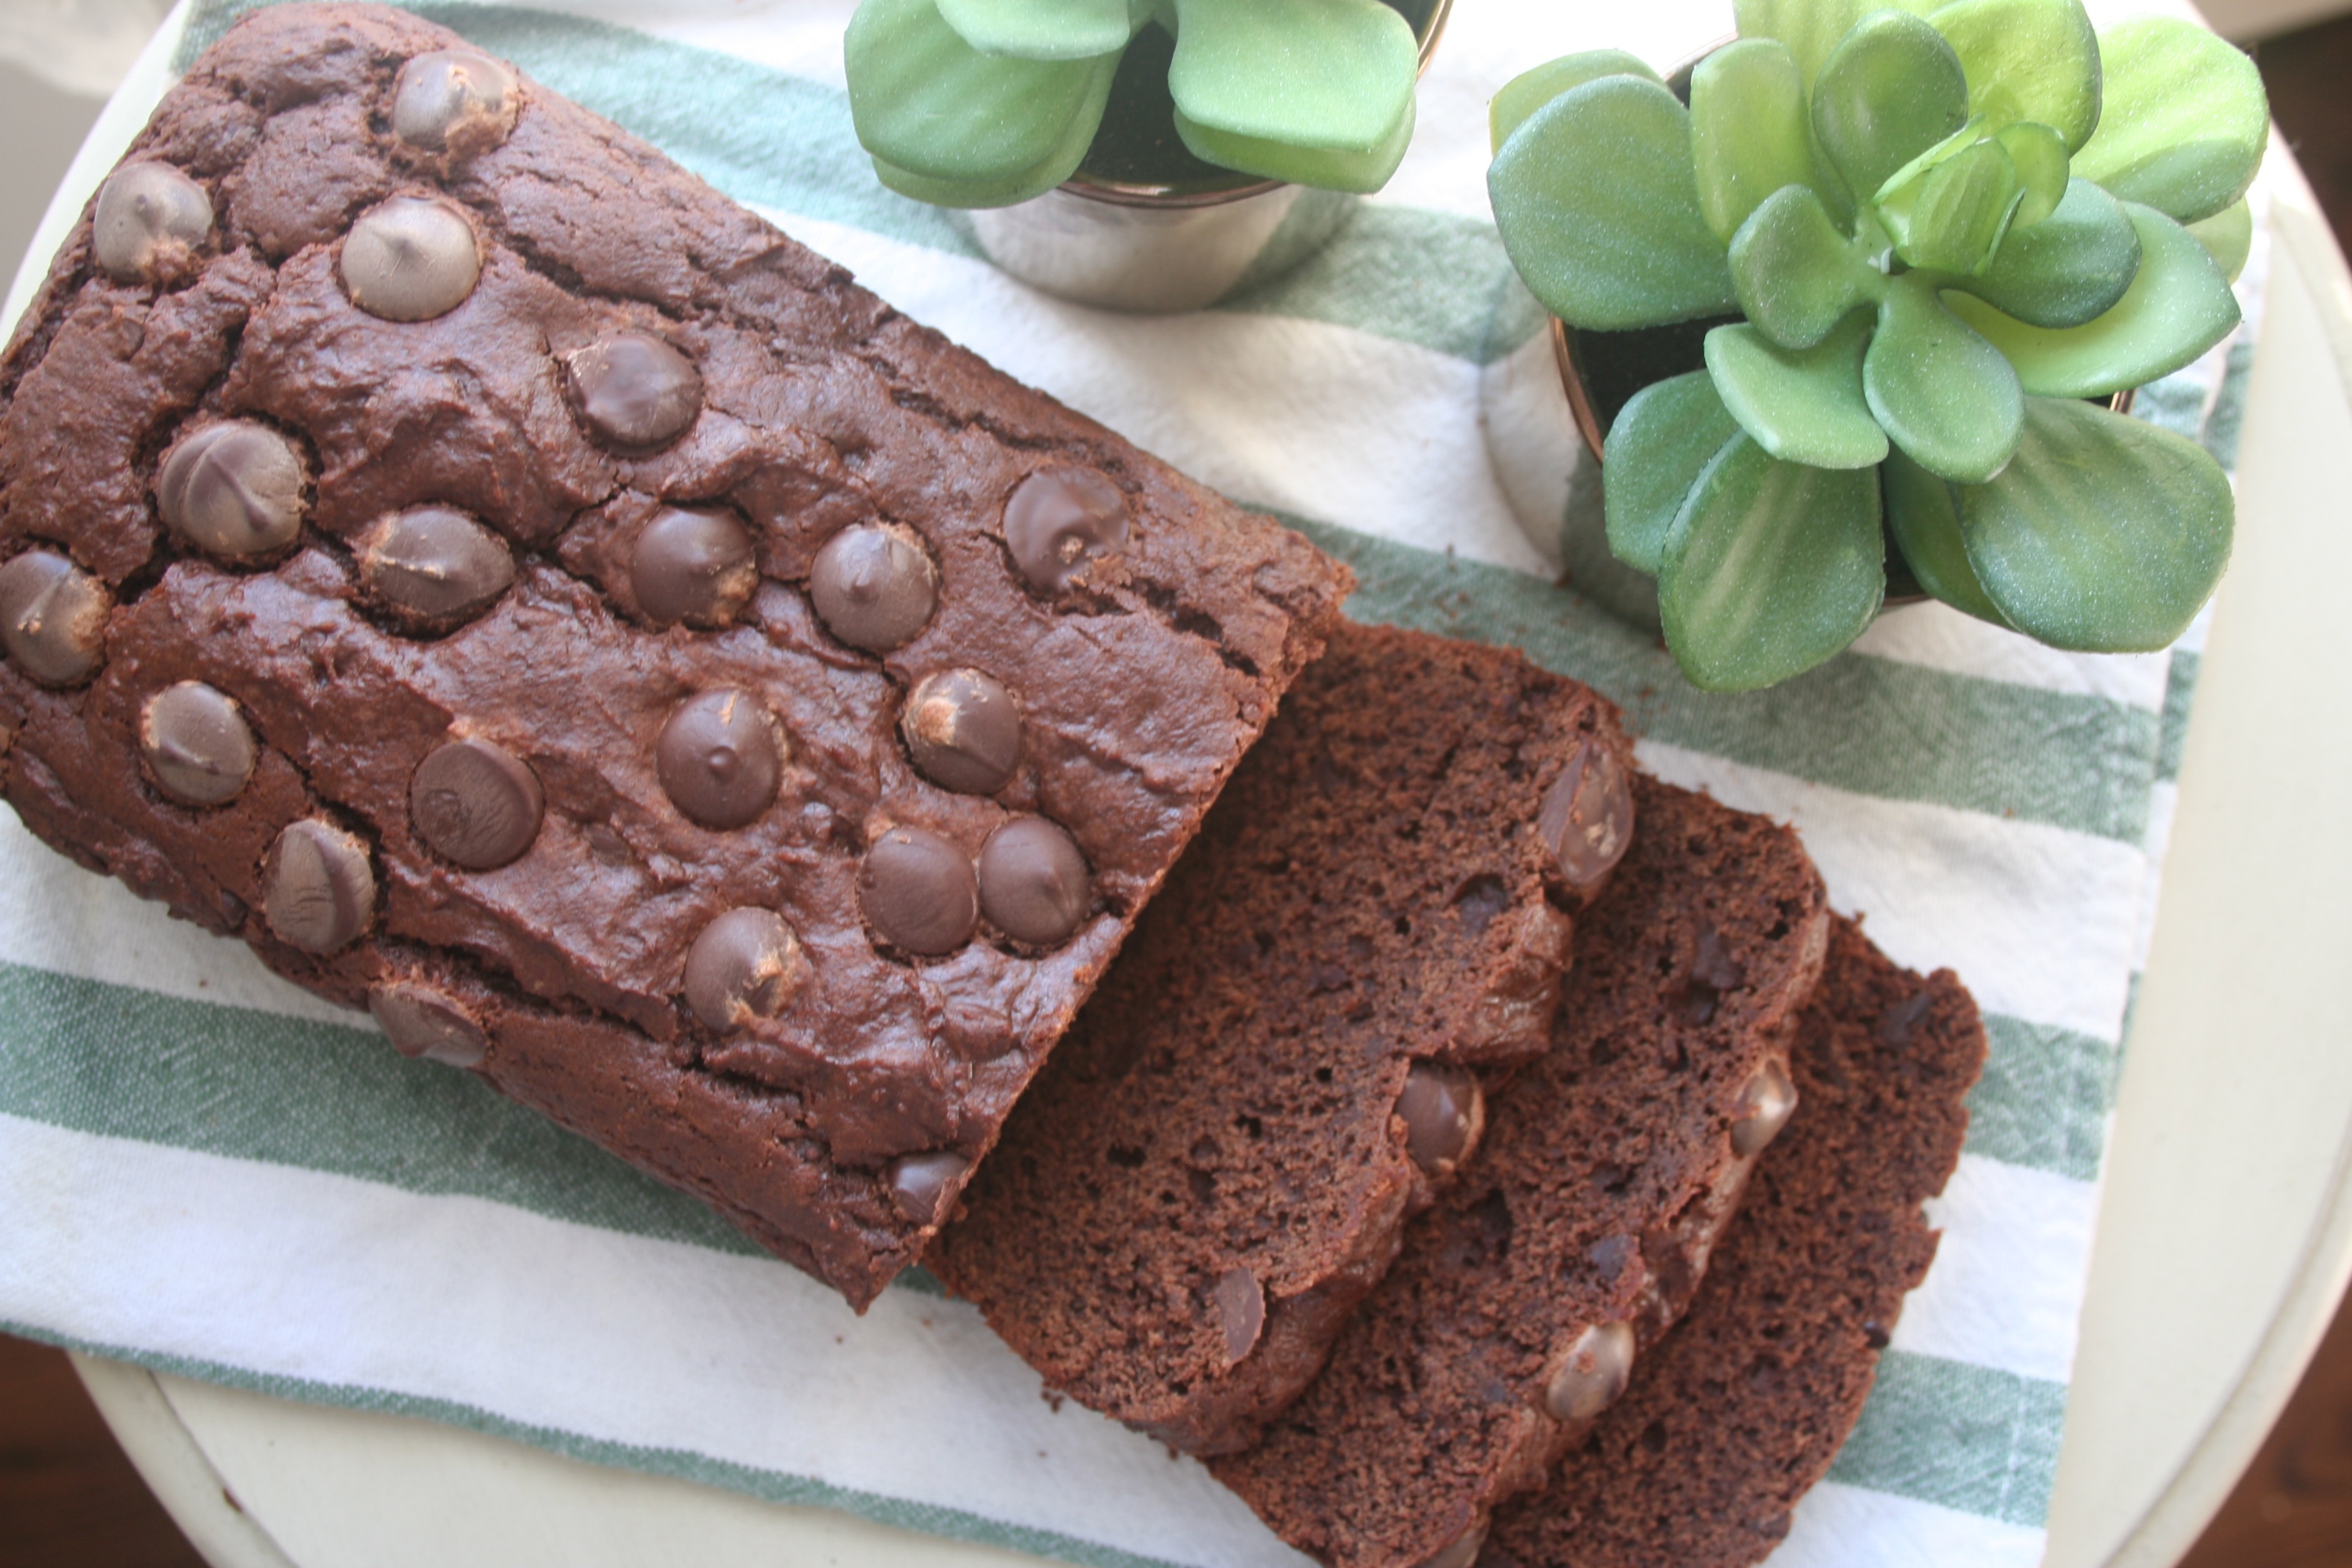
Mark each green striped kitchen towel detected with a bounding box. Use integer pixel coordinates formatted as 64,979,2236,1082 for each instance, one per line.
0,1,2273,1564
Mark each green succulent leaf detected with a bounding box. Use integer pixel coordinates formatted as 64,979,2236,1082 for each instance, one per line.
1705,316,1889,469
1691,40,1823,244
935,0,1141,59
1995,121,2071,227
2072,16,2268,223
1944,199,2240,395
1812,12,1971,203
1177,95,1416,191
1960,397,2234,650
1166,0,1418,152
1657,437,1886,691
1729,184,1881,348
1865,272,2024,483
1735,0,1942,93
1882,448,2009,623
1885,135,2025,272
2187,197,2253,282
1489,77,1738,329
1927,0,2102,150
1948,176,2138,327
1491,50,1661,152
1602,372,1744,573
847,0,1118,201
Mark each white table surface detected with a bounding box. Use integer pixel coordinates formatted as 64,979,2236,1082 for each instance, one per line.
20,5,2352,1567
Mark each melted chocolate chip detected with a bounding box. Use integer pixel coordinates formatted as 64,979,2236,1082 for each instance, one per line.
140,681,256,807
1730,1058,1799,1157
1544,1320,1635,1422
341,196,480,321
1538,738,1633,893
355,506,514,630
156,421,308,560
1003,466,1129,592
263,819,376,954
977,815,1090,946
631,506,757,628
410,736,544,870
391,48,521,154
888,1149,970,1226
1215,1266,1265,1363
370,981,489,1068
1396,1063,1484,1177
657,690,783,830
91,163,213,284
0,549,110,687
683,907,808,1033
563,331,701,452
1412,1526,1488,1568
901,668,1020,795
860,826,979,955
809,523,937,652
1876,989,1935,1046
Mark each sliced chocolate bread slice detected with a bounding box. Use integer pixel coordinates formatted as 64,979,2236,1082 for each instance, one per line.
1482,915,1984,1568
930,620,1637,1454
1212,776,1830,1568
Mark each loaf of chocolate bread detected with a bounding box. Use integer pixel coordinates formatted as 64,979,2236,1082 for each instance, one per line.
1213,777,1830,1568
1482,916,1984,1568
931,621,1636,1454
0,3,1350,1308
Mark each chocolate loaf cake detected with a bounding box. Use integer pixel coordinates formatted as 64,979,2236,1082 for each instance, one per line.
931,621,1636,1454
1213,777,1831,1568
1482,916,1984,1568
0,3,1351,1307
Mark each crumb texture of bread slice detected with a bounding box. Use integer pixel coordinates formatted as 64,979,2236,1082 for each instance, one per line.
1482,915,1984,1568
933,621,1635,1453
0,3,1351,1308
1213,777,1831,1568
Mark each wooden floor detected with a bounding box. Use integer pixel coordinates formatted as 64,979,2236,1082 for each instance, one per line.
3,14,2352,1568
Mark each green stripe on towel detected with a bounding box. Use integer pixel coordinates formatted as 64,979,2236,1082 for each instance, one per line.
1829,1350,2068,1528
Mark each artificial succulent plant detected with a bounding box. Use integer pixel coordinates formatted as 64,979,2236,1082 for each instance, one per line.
844,0,1425,208
1488,0,2268,691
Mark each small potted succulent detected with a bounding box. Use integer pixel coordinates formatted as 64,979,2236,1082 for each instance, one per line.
1486,0,2268,691
843,0,1448,310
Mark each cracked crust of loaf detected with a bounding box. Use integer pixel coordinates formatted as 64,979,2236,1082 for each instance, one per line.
0,3,1350,1308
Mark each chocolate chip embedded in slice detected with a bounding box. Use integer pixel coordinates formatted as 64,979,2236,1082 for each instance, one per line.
410,736,544,870
562,331,701,453
155,421,308,561
391,48,521,154
810,522,937,653
1395,1063,1484,1177
0,549,111,687
889,1149,972,1226
1414,1527,1487,1568
1544,1320,1635,1422
631,506,757,628
1729,1059,1798,1156
341,195,481,321
369,980,489,1068
1539,736,1634,894
263,818,376,954
1215,1267,1265,1365
901,668,1020,795
354,506,514,631
91,163,212,284
140,681,256,807
977,815,1090,945
657,689,784,830
860,826,978,955
1003,466,1129,593
683,907,808,1033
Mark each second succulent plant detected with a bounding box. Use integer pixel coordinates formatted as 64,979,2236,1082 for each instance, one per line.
1489,0,2267,691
